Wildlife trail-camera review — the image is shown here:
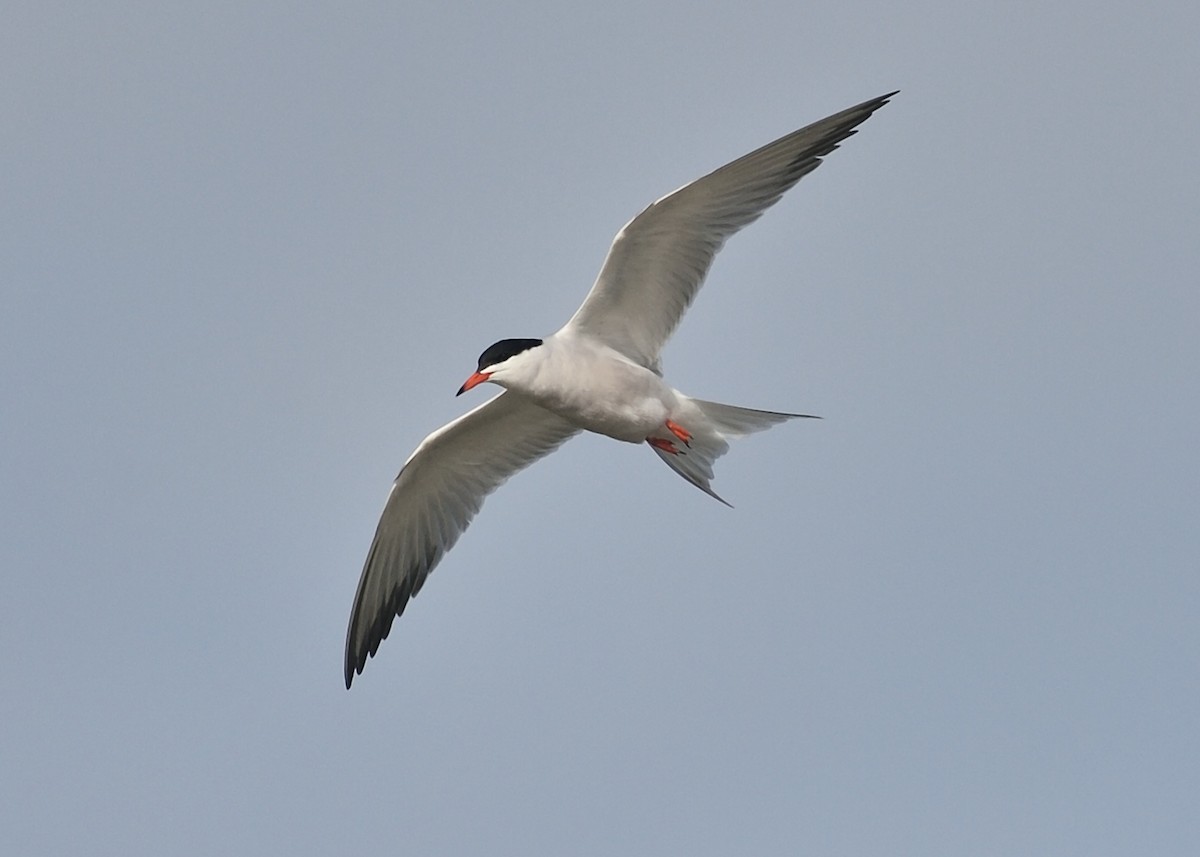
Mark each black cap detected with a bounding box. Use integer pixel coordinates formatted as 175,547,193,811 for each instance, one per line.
476,338,543,371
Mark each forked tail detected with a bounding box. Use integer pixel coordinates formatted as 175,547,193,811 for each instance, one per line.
648,399,817,506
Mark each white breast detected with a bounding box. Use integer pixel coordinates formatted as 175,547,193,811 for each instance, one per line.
510,335,676,443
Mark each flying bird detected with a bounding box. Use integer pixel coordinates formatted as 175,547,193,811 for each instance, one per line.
345,91,897,687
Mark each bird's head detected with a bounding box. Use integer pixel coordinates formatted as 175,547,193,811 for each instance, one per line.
457,338,545,395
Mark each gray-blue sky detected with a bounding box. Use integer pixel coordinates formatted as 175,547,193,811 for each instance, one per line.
3,2,1198,854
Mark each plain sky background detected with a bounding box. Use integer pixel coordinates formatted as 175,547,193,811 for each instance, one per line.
3,2,1198,854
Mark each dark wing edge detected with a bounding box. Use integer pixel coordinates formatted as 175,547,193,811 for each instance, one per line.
562,90,898,367
344,392,578,688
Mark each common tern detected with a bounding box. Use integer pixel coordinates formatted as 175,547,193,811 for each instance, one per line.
345,91,896,687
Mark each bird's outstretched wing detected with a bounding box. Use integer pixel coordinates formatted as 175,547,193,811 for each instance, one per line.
559,91,897,369
345,392,578,687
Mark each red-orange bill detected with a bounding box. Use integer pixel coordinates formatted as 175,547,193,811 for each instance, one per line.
456,371,491,396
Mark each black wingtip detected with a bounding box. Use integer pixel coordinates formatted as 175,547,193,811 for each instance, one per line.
344,648,361,689
860,90,900,114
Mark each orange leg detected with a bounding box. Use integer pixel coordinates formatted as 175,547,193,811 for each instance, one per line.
647,437,680,455
664,419,692,447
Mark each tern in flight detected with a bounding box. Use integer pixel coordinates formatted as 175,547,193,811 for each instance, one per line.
344,91,896,686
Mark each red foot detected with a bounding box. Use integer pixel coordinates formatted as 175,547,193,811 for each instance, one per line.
665,419,692,447
647,437,680,455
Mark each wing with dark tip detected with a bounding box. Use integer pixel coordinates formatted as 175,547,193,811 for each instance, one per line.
344,391,578,687
559,92,897,369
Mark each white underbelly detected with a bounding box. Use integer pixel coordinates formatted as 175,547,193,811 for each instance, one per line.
561,393,670,442
526,352,675,443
